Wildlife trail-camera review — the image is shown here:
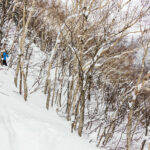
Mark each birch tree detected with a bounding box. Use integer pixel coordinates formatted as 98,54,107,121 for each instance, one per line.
14,0,35,101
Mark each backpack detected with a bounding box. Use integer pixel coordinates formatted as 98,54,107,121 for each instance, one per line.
1,52,3,58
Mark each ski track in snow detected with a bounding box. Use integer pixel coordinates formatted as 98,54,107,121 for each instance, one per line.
0,68,98,150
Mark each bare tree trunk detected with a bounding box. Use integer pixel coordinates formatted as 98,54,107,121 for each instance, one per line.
78,72,85,136
14,55,21,87
9,28,19,68
57,54,65,107
66,63,74,121
72,80,79,115
19,66,22,95
66,77,74,120
18,0,35,101
51,58,59,107
127,109,133,150
46,78,51,109
26,49,32,78
72,98,80,131
44,33,61,95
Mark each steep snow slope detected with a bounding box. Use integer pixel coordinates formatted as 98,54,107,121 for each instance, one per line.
0,68,98,150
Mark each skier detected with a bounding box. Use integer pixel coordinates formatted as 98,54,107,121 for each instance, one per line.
0,50,3,65
1,50,8,66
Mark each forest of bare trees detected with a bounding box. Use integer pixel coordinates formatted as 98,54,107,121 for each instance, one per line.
0,0,150,149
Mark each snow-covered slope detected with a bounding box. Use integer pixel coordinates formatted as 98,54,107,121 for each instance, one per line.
0,68,98,150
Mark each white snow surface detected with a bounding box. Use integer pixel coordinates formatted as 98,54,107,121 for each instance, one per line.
0,68,98,150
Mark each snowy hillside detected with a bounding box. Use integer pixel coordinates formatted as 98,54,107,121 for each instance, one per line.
0,0,150,150
0,68,98,150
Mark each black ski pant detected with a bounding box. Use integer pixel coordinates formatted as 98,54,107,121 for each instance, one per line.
3,60,7,66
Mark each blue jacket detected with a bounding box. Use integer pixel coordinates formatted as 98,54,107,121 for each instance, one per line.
3,52,8,60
